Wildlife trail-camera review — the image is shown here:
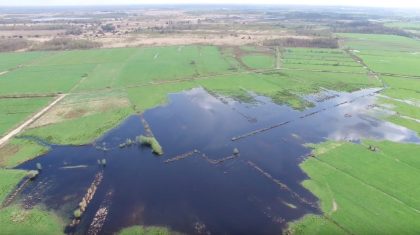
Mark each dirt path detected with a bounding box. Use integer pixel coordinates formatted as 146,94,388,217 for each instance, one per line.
0,94,66,147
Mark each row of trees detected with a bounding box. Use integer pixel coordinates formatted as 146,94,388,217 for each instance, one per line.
263,37,339,48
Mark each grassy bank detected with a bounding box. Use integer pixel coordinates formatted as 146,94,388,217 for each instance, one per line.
0,169,27,204
0,138,49,168
0,205,64,235
22,108,132,145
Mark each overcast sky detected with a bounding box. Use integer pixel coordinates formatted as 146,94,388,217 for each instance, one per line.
0,0,419,8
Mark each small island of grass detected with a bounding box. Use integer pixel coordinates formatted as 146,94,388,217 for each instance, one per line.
137,135,164,155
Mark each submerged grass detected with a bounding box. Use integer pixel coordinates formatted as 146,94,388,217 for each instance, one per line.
117,225,176,235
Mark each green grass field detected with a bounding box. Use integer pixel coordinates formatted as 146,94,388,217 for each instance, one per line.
282,48,368,73
0,44,381,145
0,205,64,235
0,97,52,137
337,33,420,134
0,138,49,168
288,141,420,235
0,169,27,204
23,108,132,145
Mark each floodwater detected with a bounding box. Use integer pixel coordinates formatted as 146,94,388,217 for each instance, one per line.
17,87,419,235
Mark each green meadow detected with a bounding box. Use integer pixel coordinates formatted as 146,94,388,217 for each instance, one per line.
287,33,420,234
0,44,380,146
0,97,52,137
337,33,420,134
288,141,420,235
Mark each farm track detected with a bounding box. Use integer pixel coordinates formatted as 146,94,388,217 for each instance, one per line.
0,94,66,147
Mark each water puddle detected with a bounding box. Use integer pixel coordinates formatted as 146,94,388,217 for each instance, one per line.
16,87,419,235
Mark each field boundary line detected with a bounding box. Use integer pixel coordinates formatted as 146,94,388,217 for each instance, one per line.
0,93,58,99
344,49,387,87
275,46,282,69
0,94,66,147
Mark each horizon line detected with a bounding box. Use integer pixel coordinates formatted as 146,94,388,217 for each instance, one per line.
0,3,418,10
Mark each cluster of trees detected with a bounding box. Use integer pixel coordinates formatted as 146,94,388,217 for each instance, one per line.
0,38,30,52
330,21,414,37
32,38,102,51
263,37,338,48
101,23,116,32
65,27,83,36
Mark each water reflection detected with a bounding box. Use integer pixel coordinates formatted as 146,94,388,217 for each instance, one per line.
16,87,419,235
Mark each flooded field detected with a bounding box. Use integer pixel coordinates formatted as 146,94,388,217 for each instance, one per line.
16,87,419,235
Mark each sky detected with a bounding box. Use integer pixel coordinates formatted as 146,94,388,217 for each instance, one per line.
0,0,419,8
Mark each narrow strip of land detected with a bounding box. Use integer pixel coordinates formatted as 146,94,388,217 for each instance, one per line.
275,46,281,69
0,94,66,147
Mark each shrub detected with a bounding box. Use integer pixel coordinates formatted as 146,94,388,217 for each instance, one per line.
101,23,115,32
65,27,83,36
73,209,82,219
